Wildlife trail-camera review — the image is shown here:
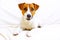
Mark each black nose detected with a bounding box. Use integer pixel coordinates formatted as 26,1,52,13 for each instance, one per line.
27,14,31,18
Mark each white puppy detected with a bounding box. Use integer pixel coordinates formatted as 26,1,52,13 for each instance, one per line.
18,3,40,37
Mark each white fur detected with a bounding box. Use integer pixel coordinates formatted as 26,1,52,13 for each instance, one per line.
20,16,34,30
20,7,35,30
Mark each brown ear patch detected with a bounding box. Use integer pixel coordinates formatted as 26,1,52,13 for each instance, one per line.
18,3,25,10
32,3,39,10
18,3,28,15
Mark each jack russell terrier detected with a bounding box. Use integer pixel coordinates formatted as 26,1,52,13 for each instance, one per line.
18,3,41,37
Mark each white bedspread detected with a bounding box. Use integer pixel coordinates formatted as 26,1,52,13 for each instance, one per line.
0,0,60,40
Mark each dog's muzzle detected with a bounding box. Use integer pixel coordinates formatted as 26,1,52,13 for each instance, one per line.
27,14,32,20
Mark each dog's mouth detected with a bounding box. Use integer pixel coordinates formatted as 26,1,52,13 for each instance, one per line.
26,18,31,20
26,17,32,20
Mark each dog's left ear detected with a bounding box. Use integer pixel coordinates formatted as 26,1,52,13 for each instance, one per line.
33,3,39,11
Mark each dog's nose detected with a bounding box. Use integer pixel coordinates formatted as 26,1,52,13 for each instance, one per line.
27,14,31,18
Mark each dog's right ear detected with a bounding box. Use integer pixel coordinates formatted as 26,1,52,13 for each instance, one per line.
18,3,25,10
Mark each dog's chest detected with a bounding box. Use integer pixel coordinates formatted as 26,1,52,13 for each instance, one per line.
20,18,34,30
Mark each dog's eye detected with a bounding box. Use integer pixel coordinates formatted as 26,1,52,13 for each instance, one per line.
31,8,34,11
24,7,27,11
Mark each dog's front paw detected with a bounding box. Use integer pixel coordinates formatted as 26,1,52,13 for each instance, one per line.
23,28,32,31
24,28,31,31
23,27,34,31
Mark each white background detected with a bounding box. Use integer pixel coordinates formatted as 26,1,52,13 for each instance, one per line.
0,0,60,40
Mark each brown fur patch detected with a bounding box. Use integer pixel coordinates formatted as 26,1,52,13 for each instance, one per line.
18,3,28,15
29,3,39,16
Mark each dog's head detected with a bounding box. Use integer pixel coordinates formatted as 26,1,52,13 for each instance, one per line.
18,3,39,21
